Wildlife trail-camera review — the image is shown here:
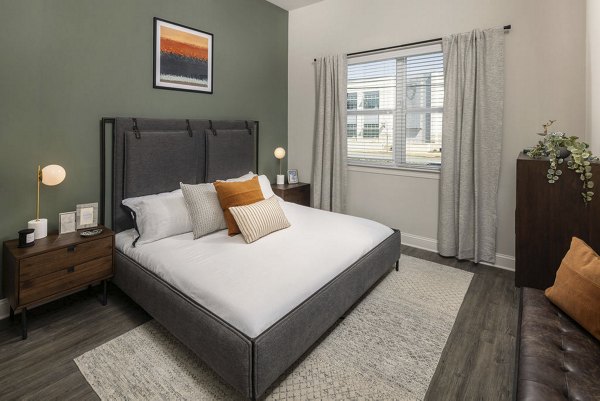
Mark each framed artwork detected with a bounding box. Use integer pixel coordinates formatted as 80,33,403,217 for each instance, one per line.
287,169,299,184
153,17,213,94
59,211,76,234
76,202,99,230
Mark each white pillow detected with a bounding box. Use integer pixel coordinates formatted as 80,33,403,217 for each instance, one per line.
225,172,256,182
224,172,275,199
257,175,276,199
122,189,192,246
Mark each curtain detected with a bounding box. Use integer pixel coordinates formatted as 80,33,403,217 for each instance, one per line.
312,55,348,213
437,28,505,264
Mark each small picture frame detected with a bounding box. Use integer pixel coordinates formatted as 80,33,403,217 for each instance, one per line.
76,202,99,230
59,212,76,234
287,169,299,184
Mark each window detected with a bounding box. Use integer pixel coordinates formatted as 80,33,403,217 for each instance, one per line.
346,44,444,168
363,115,379,138
347,92,357,110
347,115,357,137
363,91,379,109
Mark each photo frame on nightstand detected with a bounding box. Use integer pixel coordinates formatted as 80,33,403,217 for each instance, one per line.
59,211,76,234
76,202,98,230
287,169,299,184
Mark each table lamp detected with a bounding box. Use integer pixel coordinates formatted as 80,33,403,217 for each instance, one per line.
274,147,286,185
28,164,66,239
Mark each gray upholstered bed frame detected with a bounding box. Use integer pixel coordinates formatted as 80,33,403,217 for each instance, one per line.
100,117,401,399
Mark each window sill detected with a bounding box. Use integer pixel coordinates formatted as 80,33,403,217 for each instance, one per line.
347,163,440,180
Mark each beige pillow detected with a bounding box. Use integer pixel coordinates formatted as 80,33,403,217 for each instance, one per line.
229,196,290,243
180,182,227,239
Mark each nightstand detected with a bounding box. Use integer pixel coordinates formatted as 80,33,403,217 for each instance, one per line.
2,226,114,339
272,182,311,207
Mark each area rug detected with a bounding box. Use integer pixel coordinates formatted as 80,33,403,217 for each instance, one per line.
75,255,473,401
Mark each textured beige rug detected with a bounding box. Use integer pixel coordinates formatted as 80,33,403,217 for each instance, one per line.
75,255,472,400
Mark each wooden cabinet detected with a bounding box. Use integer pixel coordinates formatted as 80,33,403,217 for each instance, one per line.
272,182,311,207
2,227,114,339
515,154,600,289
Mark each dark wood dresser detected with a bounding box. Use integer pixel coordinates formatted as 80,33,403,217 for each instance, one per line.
515,154,600,289
2,227,114,339
272,182,310,207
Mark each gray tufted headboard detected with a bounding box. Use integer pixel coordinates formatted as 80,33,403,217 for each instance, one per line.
100,117,258,233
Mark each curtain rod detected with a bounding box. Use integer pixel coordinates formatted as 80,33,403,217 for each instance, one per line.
313,25,511,61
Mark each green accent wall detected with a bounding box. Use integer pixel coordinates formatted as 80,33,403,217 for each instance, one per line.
0,0,288,298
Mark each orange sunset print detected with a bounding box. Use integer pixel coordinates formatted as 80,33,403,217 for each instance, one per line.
155,19,212,92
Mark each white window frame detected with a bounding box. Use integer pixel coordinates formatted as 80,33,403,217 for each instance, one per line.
347,44,443,172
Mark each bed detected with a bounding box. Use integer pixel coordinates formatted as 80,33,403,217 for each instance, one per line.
100,117,401,399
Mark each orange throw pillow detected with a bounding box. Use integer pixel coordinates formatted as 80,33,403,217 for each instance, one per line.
213,176,264,236
545,237,600,341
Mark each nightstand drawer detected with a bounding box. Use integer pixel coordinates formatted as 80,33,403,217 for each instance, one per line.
19,255,113,305
272,183,311,207
283,188,309,205
20,237,112,281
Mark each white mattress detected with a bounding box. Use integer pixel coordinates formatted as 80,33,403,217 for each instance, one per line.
115,202,393,338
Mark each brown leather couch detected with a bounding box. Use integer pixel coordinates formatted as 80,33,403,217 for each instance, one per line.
516,287,600,400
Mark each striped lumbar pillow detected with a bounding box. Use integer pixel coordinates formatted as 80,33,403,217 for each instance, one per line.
229,196,291,243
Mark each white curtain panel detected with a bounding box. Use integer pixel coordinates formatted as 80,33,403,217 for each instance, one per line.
438,28,505,264
312,55,348,213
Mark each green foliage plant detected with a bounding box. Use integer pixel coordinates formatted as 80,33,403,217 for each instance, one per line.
527,132,596,203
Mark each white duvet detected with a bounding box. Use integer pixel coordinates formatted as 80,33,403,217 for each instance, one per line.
116,201,393,338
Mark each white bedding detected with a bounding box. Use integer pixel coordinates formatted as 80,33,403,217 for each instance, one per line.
115,201,393,338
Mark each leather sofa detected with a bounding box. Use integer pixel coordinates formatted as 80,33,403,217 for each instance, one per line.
516,287,600,400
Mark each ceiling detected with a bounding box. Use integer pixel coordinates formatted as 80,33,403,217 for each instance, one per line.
264,0,324,11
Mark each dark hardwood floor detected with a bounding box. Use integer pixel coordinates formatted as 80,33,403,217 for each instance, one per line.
0,287,150,400
409,247,520,401
0,245,518,401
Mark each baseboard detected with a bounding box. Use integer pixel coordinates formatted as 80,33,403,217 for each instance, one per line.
400,232,438,252
483,253,516,271
0,298,9,320
401,232,515,271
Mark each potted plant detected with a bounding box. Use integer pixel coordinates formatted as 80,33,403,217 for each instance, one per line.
526,121,596,203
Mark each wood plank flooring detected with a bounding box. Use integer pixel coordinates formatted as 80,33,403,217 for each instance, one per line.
407,247,520,401
0,245,518,401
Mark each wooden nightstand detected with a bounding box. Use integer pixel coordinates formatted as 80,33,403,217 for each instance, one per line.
272,182,311,207
2,226,114,339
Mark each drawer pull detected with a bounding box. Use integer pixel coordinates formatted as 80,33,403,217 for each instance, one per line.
67,266,75,273
67,245,76,252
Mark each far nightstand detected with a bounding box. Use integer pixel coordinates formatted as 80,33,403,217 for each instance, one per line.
272,182,311,207
2,226,114,339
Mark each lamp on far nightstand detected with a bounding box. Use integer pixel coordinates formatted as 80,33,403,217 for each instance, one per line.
274,147,286,185
28,164,66,239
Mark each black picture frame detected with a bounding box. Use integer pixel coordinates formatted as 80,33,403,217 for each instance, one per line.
153,17,214,94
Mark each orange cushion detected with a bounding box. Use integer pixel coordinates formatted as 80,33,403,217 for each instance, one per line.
545,237,600,340
213,176,264,236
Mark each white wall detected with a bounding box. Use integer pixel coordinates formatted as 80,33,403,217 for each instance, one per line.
288,0,586,268
589,0,600,156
